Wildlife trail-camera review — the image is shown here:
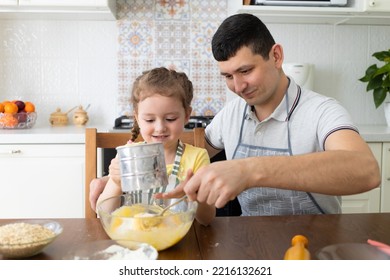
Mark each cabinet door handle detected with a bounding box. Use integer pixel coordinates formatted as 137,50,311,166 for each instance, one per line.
0,150,22,155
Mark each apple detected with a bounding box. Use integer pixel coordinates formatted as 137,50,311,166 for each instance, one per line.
14,100,25,113
18,111,28,123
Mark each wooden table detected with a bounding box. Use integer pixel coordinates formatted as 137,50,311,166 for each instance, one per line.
1,213,390,260
195,213,390,259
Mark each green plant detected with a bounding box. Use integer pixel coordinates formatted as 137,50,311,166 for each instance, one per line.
359,49,390,108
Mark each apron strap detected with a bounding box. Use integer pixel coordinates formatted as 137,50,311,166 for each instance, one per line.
232,105,249,158
171,140,184,176
164,140,184,192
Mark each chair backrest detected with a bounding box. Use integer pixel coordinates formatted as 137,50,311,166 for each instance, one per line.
84,127,206,218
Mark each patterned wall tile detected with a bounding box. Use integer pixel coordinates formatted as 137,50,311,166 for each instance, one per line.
190,60,225,96
155,0,190,20
155,21,190,59
190,60,226,115
117,19,154,58
189,0,227,21
117,0,155,20
191,21,219,60
117,57,153,115
192,95,226,116
154,59,190,74
118,58,154,91
116,0,227,116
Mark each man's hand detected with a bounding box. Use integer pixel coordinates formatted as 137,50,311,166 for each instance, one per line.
184,161,245,208
155,169,194,199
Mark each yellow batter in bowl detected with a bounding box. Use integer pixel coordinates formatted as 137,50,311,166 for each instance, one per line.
98,195,197,251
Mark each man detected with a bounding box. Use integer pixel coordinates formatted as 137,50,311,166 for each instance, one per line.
163,13,380,215
91,13,380,216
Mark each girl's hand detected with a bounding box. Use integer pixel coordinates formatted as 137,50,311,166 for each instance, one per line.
108,157,121,186
89,176,109,211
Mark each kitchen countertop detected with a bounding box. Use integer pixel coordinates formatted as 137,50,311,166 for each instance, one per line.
357,125,390,142
0,125,87,144
1,124,390,144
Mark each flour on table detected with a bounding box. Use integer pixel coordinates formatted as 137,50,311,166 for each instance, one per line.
94,244,157,260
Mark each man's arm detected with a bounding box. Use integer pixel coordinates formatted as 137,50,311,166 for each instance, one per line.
184,130,381,208
205,139,222,159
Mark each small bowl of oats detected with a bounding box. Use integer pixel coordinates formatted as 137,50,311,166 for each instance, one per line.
0,220,63,259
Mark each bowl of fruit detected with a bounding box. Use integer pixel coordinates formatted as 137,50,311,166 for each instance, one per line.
0,100,37,129
97,192,198,251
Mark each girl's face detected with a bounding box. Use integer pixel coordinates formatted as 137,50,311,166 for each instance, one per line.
135,94,190,147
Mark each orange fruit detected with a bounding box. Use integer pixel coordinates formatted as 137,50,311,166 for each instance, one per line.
0,103,4,113
24,102,35,113
4,102,18,114
2,101,11,109
0,114,18,128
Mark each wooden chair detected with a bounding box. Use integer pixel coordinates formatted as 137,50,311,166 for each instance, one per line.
84,127,206,218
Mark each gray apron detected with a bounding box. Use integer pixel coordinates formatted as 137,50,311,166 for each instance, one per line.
233,86,324,216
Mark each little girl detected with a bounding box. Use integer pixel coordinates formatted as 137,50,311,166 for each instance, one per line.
97,67,215,226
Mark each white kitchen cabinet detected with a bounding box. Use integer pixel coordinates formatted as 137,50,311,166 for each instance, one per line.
381,143,390,212
341,142,390,213
0,144,85,218
341,188,381,213
0,0,116,20
229,0,390,25
341,143,381,213
0,0,17,6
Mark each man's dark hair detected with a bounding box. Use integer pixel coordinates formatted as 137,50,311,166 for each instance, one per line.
212,13,276,61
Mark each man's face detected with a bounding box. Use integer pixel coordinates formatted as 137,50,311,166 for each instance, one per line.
218,46,282,108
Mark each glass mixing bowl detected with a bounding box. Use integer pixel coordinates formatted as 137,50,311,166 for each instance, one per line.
97,193,198,251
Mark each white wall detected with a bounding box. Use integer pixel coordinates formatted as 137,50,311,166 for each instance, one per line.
1,17,389,127
268,23,389,125
0,20,118,127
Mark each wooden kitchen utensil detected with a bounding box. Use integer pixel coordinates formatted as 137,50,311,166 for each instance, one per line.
72,105,89,126
49,106,77,126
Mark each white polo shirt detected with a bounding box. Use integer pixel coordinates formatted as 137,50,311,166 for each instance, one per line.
206,78,357,159
205,78,358,214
